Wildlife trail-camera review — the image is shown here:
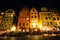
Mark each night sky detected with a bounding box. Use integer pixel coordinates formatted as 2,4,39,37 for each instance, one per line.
0,0,60,16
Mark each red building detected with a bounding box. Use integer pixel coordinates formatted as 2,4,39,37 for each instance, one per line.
17,7,30,31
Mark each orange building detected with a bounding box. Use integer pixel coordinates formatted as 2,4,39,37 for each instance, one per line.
17,7,30,31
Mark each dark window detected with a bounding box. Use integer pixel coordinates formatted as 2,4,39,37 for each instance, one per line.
4,19,5,21
35,13,36,14
23,23,25,26
48,14,50,15
35,16,37,18
31,16,33,18
9,24,10,26
27,23,28,26
10,19,12,21
31,13,33,14
46,17,48,20
7,11,13,13
50,22,53,25
33,9,35,11
49,17,51,19
27,14,29,15
53,18,56,20
57,18,59,20
19,23,21,26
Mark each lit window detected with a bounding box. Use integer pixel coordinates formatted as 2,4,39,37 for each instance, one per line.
48,14,50,15
26,18,29,20
11,15,13,17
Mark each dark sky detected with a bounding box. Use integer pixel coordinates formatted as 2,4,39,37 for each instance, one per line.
0,0,60,15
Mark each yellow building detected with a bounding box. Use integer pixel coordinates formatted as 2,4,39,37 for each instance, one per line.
39,7,55,31
39,7,60,32
2,9,15,30
30,7,39,31
52,11,60,28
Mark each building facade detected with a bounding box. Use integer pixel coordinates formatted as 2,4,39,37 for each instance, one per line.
17,7,30,32
1,9,15,30
30,7,39,31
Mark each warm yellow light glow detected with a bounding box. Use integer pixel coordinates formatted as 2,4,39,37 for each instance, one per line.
10,25,16,31
11,15,13,17
32,23,36,28
1,12,4,15
39,24,43,30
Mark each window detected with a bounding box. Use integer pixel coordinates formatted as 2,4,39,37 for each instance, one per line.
7,19,8,21
11,15,13,17
35,13,36,14
27,23,28,26
53,18,56,20
50,22,53,25
5,24,7,27
57,18,59,20
45,17,48,20
35,16,37,18
4,19,5,21
49,17,51,19
33,9,35,11
19,23,21,26
26,18,29,20
31,16,33,18
7,11,13,13
48,14,50,15
31,13,33,14
0,18,1,20
27,14,29,16
23,23,25,26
